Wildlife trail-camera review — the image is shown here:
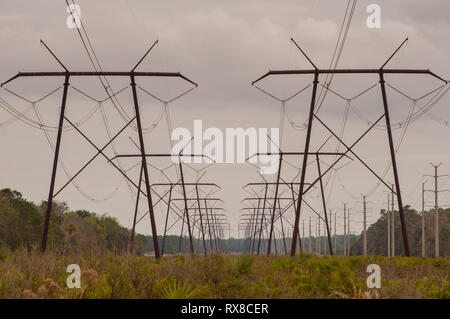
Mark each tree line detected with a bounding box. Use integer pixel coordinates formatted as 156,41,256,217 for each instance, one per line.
1,188,448,257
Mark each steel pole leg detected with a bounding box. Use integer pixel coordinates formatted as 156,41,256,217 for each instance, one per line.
41,73,70,252
316,155,333,255
251,198,261,253
379,72,410,257
179,162,195,255
204,199,214,253
290,71,319,256
195,185,207,256
161,185,173,256
130,163,144,253
130,75,160,259
257,184,268,255
267,154,283,255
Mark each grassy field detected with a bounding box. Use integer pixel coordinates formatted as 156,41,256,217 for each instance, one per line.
0,250,449,299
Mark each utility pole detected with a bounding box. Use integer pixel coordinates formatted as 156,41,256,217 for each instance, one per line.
425,163,447,257
347,208,351,256
329,209,332,252
318,217,321,255
334,211,337,254
302,220,305,252
314,218,317,254
308,216,311,253
315,218,317,255
344,203,347,256
387,194,391,257
309,216,312,253
422,182,426,257
433,164,439,258
363,195,367,256
329,209,332,255
434,165,439,257
391,184,395,257
323,219,327,255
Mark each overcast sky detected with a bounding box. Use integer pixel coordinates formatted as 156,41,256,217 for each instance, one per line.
0,0,449,240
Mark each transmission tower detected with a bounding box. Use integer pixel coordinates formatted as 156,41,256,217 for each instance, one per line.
1,41,198,258
252,37,447,257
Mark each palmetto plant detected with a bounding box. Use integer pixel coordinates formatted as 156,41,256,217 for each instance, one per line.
160,279,195,299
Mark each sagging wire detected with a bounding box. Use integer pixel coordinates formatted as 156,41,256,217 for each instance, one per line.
253,82,313,134
31,95,124,202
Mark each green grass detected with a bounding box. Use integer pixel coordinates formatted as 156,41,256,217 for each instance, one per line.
0,250,448,299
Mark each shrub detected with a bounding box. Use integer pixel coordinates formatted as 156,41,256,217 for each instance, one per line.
159,277,196,299
0,241,6,262
234,255,254,275
0,252,448,299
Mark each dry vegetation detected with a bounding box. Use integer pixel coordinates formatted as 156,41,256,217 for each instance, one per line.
0,250,448,299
